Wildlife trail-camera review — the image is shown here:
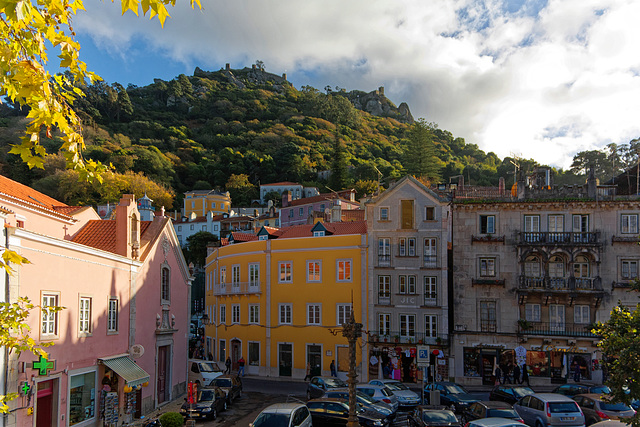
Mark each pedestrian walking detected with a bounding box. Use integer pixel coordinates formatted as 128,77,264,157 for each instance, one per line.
383,361,391,379
225,356,231,374
238,356,245,377
330,360,337,377
494,365,502,385
502,363,511,384
522,363,529,386
573,362,581,382
513,364,521,384
304,363,311,381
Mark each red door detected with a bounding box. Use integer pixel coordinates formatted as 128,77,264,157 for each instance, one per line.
157,346,168,404
36,380,54,427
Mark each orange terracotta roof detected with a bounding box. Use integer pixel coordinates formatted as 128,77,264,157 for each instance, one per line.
341,210,365,221
286,193,358,208
220,237,229,246
71,220,152,254
231,232,258,242
275,221,366,239
0,174,70,218
53,206,84,215
261,182,300,186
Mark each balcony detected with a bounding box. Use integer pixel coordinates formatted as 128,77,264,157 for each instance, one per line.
377,254,391,267
518,232,600,246
213,281,262,296
368,332,449,345
518,276,602,291
517,321,598,338
377,295,391,305
423,255,438,268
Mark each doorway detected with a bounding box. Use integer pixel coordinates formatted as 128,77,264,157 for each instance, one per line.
231,339,241,370
307,345,322,377
157,345,169,404
36,379,57,427
481,350,498,385
279,343,292,377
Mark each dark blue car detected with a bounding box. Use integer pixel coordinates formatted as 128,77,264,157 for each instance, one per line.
424,382,481,413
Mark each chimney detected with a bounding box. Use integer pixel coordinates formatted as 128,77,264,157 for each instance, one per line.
587,166,598,199
115,195,140,259
517,171,526,200
282,191,292,208
498,177,505,195
458,175,464,190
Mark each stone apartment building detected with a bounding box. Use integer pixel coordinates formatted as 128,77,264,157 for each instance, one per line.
451,169,640,388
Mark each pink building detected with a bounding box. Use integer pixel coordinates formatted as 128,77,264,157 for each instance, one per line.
0,175,191,427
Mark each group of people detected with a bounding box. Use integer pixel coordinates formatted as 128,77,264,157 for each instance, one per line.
495,363,529,385
224,356,246,376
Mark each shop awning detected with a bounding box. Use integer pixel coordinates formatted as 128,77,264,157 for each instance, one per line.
99,355,150,388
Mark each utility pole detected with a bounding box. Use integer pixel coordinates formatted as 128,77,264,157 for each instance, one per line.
341,312,362,427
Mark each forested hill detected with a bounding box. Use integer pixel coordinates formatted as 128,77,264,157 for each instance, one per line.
0,65,599,210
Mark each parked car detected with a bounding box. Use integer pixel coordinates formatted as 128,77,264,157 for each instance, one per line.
408,407,461,427
369,379,421,407
188,359,224,386
573,394,636,425
552,384,611,397
490,385,536,405
590,421,630,427
250,402,313,427
179,386,227,420
513,393,585,427
209,374,242,404
306,397,390,426
325,388,396,421
356,383,400,412
424,382,482,413
465,417,529,427
306,376,348,400
461,401,523,424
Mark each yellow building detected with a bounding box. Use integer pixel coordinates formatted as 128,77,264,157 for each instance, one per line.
184,190,231,217
204,220,368,380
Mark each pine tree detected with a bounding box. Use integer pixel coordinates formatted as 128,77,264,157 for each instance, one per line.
330,135,350,190
402,119,442,183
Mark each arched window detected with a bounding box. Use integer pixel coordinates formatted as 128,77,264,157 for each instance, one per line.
161,266,170,303
573,255,590,278
524,255,541,277
130,213,138,245
548,255,566,289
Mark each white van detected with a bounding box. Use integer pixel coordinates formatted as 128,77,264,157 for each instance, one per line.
188,359,223,386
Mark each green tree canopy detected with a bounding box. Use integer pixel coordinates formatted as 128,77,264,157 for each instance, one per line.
184,231,218,267
402,119,442,183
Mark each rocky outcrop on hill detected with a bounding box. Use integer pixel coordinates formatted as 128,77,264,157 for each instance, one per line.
344,87,414,124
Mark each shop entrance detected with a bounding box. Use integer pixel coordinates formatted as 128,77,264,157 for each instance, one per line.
307,345,322,377
231,339,241,370
279,343,292,377
36,379,56,427
481,350,498,385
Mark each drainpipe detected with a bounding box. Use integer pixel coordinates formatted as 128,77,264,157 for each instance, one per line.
1,224,10,427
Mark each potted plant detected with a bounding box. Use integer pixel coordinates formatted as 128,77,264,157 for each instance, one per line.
518,319,532,331
435,336,442,346
394,335,400,343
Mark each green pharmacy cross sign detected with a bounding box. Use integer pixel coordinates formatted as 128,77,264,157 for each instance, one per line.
32,355,55,376
20,382,30,396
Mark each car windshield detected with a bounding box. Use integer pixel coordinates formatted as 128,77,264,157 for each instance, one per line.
386,382,410,391
214,379,232,388
488,409,519,418
382,388,394,397
600,402,632,411
199,390,215,402
253,413,290,427
199,363,221,373
512,387,535,398
591,386,611,394
549,402,580,413
357,391,377,404
423,410,458,423
326,378,348,388
444,384,469,394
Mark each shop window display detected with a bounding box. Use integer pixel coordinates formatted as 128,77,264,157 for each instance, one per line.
70,372,96,425
464,348,481,377
526,351,549,377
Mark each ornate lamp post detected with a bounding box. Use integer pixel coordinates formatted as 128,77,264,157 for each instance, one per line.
341,312,363,427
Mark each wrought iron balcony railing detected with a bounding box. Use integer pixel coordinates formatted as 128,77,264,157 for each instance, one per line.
519,232,600,245
518,276,602,290
518,321,598,337
369,332,449,345
213,281,262,295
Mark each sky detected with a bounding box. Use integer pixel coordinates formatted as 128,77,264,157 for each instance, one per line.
69,0,640,169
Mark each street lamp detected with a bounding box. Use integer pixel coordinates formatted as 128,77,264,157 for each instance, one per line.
341,312,363,427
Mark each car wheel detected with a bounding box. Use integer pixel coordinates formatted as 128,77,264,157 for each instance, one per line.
535,421,544,427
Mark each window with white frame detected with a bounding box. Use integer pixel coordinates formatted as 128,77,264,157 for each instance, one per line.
220,305,226,324
220,266,226,285
425,206,435,221
299,207,304,216
279,262,293,283
525,303,541,322
307,304,321,325
424,277,437,305
424,238,437,267
399,238,416,257
249,304,259,324
232,265,240,288
232,305,240,324
79,297,92,335
378,276,390,302
479,257,496,277
400,314,415,338
425,315,437,338
622,260,639,279
399,275,416,294
279,304,292,324
161,266,170,303
337,260,352,282
549,304,565,330
249,264,259,288
337,304,352,325
42,293,59,337
378,238,391,265
108,297,118,333
380,207,389,221
313,231,325,237
378,313,390,336
574,305,590,324
307,261,321,282
202,225,207,231
622,214,639,234
480,215,495,234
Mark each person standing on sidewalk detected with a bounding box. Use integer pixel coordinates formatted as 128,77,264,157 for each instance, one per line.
225,356,231,374
238,356,245,377
304,363,311,381
330,360,337,377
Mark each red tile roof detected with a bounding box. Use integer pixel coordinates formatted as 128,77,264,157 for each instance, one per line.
286,193,358,208
0,174,71,218
53,206,85,215
276,221,366,239
261,182,300,186
71,220,153,254
341,210,365,221
231,232,258,242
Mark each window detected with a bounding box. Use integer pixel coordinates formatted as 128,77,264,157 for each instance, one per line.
622,260,639,279
41,293,59,337
190,224,194,230
574,305,590,324
424,277,437,305
288,209,294,218
408,238,416,256
220,305,226,324
573,214,589,232
480,215,495,234
401,200,414,229
279,304,292,324
161,266,170,303
424,238,437,267
107,298,118,333
307,304,321,325
232,305,240,324
219,340,226,362
425,315,437,338
211,202,216,209
399,275,416,294
249,342,260,366
378,238,391,265
337,304,352,325
214,224,219,231
524,215,540,242
622,214,638,234
299,207,304,216
69,371,96,425
549,215,564,232
549,304,565,331
380,207,389,221
524,255,541,277
313,231,325,237
79,297,92,335
307,261,321,282
378,313,390,336
479,258,496,277
220,266,226,289
279,261,292,283
480,301,497,332
425,206,435,221
249,304,259,324
399,238,416,256
525,304,541,322
232,265,240,288
202,225,207,231
399,314,415,338
337,260,352,282
249,264,260,288
573,256,590,278
378,276,390,303
177,226,182,232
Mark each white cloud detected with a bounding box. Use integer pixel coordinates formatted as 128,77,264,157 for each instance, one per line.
73,0,640,169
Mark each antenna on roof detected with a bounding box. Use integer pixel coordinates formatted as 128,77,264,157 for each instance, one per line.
373,166,383,196
509,152,521,187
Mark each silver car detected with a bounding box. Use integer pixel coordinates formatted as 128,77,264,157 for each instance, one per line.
369,379,421,408
514,393,585,427
356,383,399,412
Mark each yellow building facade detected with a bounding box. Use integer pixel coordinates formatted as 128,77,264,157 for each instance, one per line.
184,190,231,217
204,221,368,380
